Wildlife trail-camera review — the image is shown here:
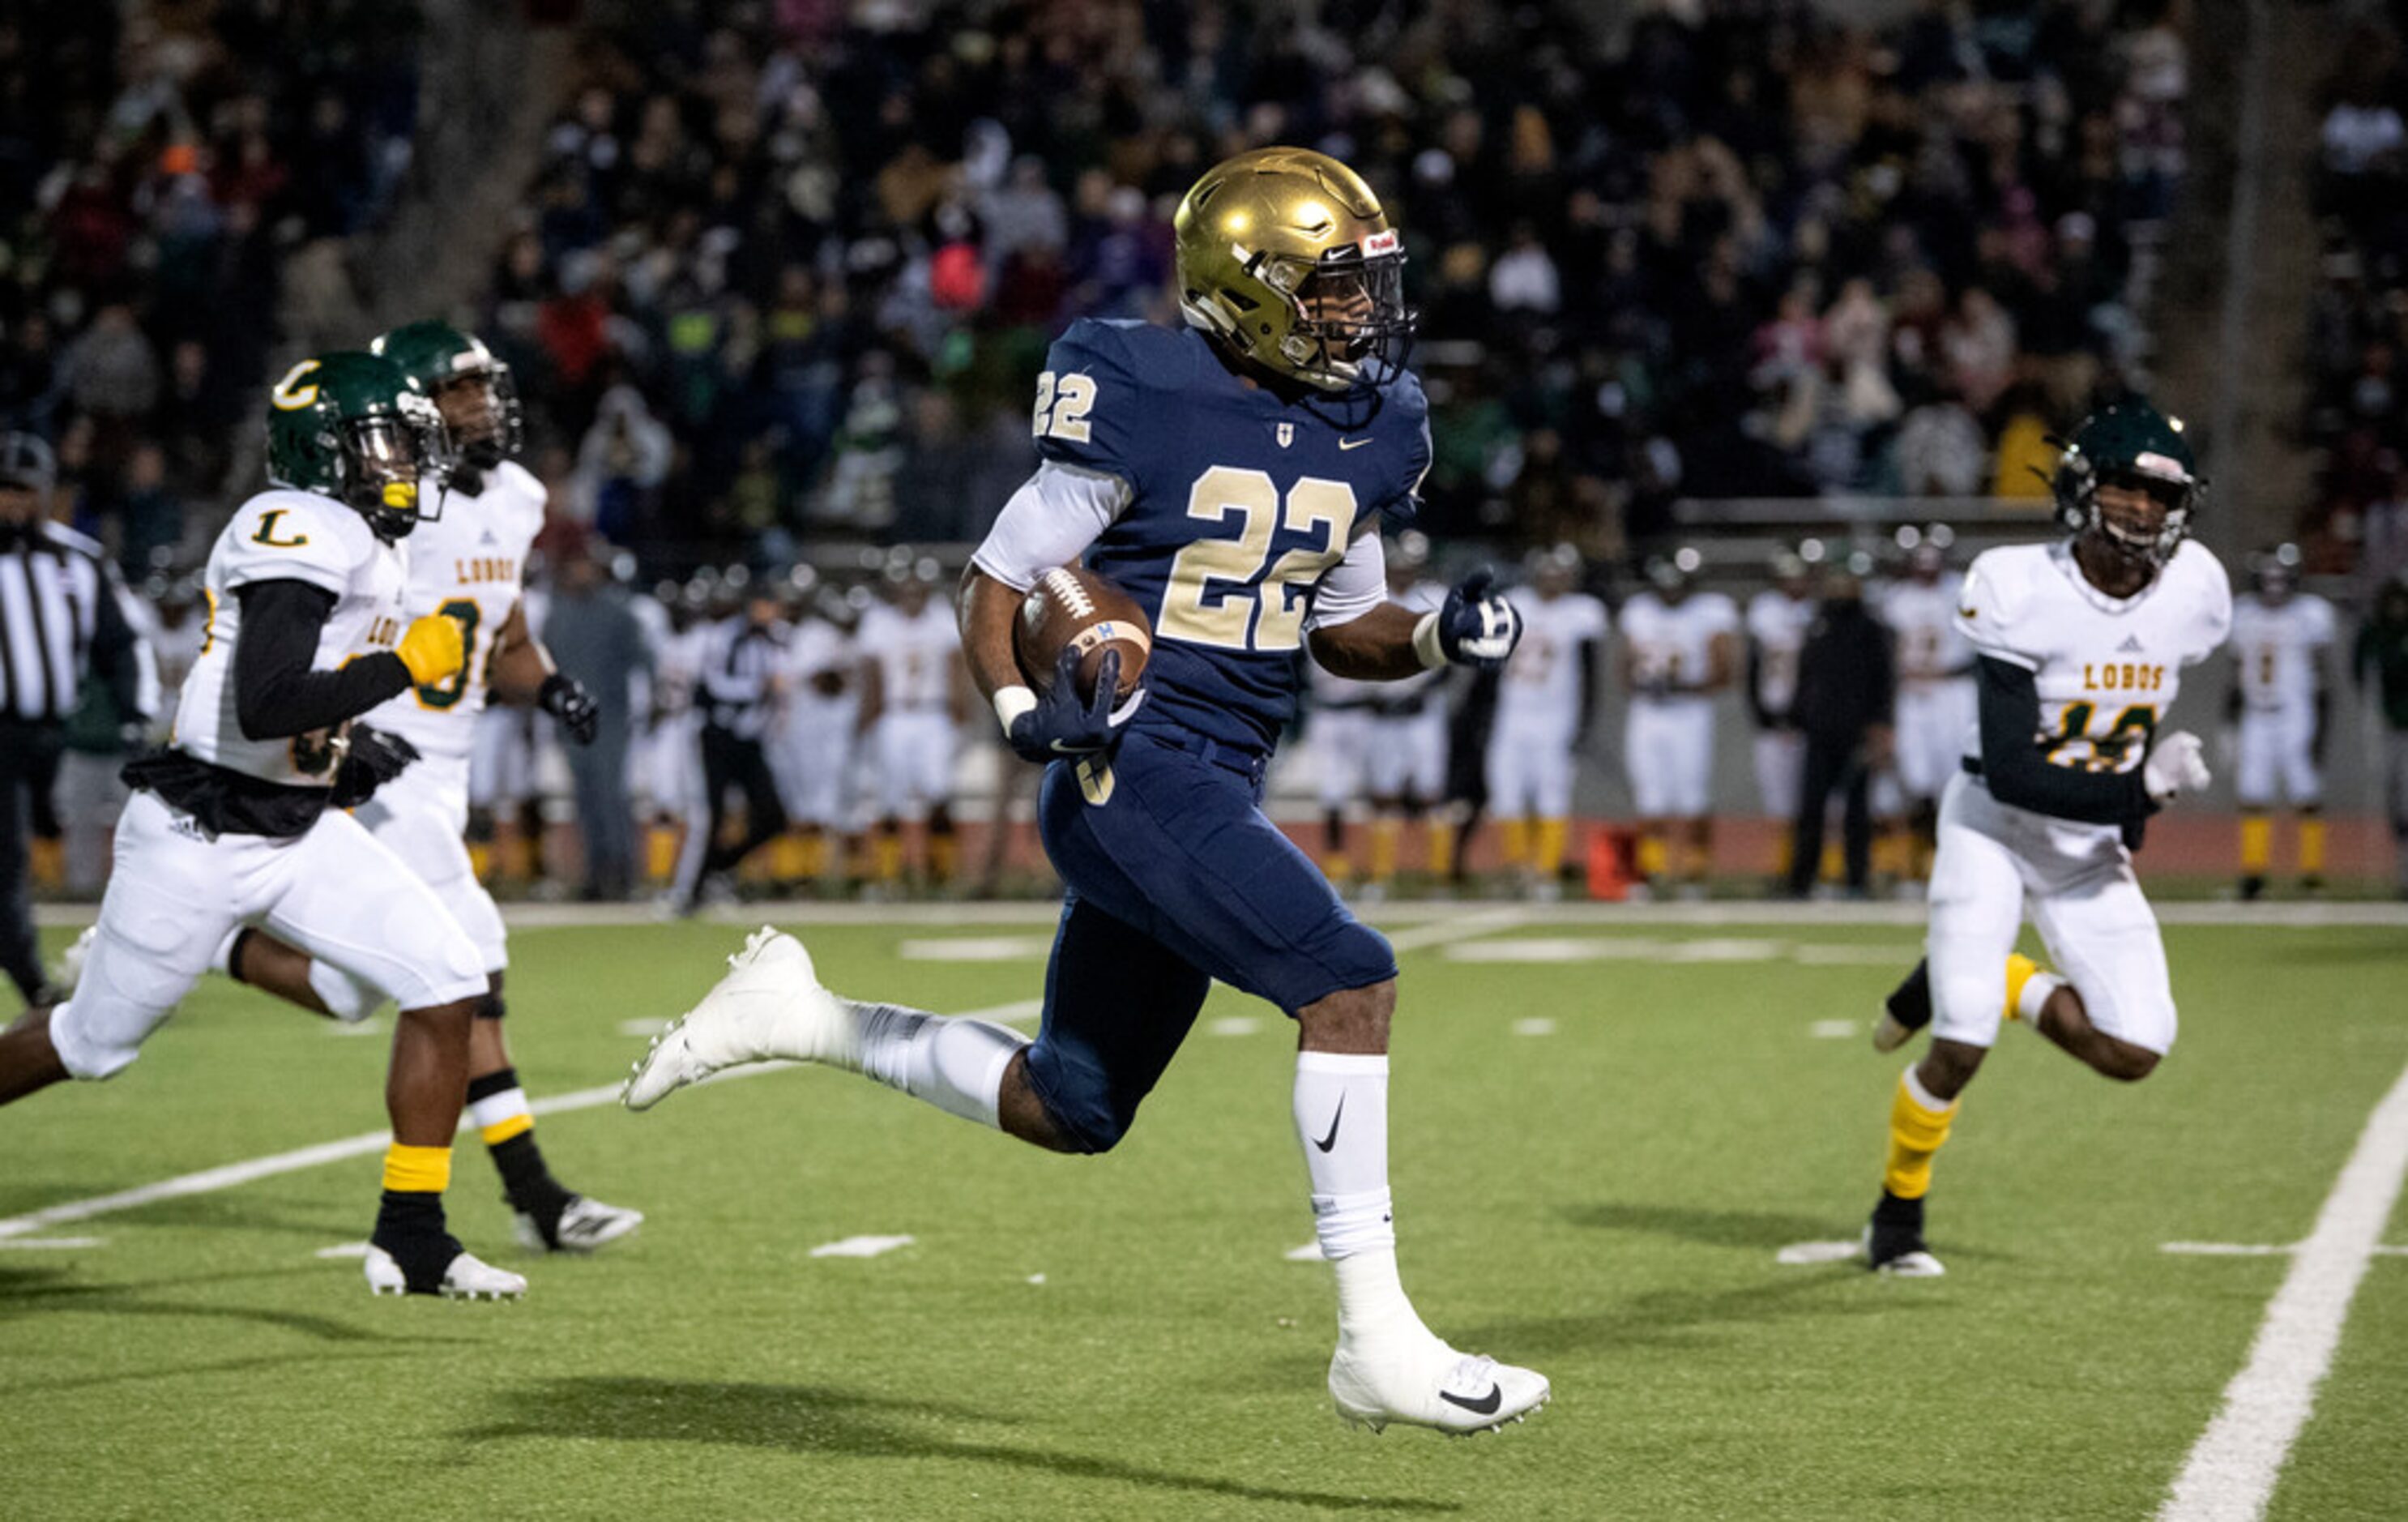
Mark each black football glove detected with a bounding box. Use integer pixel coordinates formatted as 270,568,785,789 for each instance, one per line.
1421,569,1522,670
539,671,600,746
1005,647,1142,764
329,725,421,810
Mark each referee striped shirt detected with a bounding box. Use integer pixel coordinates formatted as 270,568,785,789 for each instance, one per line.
0,521,144,726
698,618,786,741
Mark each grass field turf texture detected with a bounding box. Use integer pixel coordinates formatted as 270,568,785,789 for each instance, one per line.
5,910,2404,1521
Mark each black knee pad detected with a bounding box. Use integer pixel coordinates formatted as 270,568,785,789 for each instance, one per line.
476,990,506,1021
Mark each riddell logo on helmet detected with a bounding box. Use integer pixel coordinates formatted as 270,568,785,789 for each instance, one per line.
1360,230,1399,257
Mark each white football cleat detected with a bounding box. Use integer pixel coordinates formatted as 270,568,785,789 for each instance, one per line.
514,1195,646,1254
363,1246,527,1299
1329,1333,1551,1435
55,924,98,994
622,927,848,1111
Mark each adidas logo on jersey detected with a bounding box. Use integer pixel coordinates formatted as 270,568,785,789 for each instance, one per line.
479,529,498,545
2117,635,2145,653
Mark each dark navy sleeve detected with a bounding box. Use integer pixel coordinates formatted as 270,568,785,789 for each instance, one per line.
1034,319,1163,486
1372,370,1431,525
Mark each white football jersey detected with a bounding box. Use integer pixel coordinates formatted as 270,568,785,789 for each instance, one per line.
1957,539,2231,775
788,616,854,688
1745,588,1815,716
360,461,547,763
2229,592,2335,711
1880,574,1975,686
1499,588,1610,723
1618,589,1739,695
173,490,408,787
858,598,959,711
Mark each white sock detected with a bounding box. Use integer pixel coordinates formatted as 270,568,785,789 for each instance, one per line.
844,1001,1026,1129
1295,1051,1430,1345
2017,970,2067,1026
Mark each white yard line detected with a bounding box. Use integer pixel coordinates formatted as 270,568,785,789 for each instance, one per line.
0,998,1042,1244
2157,1057,2408,1522
1384,906,1532,953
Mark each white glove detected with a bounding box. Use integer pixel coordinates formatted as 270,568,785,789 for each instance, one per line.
2143,729,2211,802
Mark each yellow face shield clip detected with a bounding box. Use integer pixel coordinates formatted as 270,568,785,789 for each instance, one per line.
381,479,419,512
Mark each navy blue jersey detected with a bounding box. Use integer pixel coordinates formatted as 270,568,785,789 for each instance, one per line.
1033,319,1430,753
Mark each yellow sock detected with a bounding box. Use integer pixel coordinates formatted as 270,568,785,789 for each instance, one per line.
2004,951,2056,1024
646,823,679,882
770,832,808,881
1882,1071,1957,1199
796,832,826,880
873,831,904,884
507,830,537,880
2239,813,2272,874
30,836,62,888
1772,823,1795,881
1368,819,1400,883
1635,832,1668,880
1426,819,1458,878
1498,817,1531,868
929,829,959,883
382,1144,452,1195
2299,814,2327,878
469,840,496,882
1535,818,1570,876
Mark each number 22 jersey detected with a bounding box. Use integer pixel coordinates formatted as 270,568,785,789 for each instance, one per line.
1030,318,1430,753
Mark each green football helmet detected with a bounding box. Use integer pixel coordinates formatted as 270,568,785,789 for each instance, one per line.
370,319,523,472
2047,400,2204,566
264,351,450,541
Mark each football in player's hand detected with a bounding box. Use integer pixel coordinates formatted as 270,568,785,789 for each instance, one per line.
1015,566,1151,703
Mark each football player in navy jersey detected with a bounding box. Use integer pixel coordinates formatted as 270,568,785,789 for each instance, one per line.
625,148,1547,1434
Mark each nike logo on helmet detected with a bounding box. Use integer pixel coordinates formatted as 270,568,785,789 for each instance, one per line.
1439,1385,1503,1415
1313,1094,1346,1152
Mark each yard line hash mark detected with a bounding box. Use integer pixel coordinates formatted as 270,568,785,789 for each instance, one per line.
0,998,1042,1243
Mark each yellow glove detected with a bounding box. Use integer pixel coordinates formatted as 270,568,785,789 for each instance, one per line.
395,613,465,686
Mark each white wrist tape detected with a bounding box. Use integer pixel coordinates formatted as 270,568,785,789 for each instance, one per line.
1411,612,1449,670
993,685,1038,736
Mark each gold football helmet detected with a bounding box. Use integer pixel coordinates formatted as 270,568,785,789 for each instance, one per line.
1172,146,1415,392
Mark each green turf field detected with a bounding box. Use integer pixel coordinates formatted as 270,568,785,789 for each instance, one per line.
6,908,2405,1520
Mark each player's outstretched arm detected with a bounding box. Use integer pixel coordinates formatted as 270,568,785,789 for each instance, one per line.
490,598,600,744
1311,570,1522,681
231,580,449,740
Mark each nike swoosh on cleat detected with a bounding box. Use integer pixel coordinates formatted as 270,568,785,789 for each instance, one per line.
1440,1385,1503,1416
1313,1095,1346,1152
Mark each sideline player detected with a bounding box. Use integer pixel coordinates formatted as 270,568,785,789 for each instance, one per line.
1861,402,2228,1275
2228,545,2335,898
1879,532,1978,883
772,570,857,891
855,558,966,892
1306,656,1377,886
1487,545,1606,898
0,352,527,1297
1746,549,1816,883
181,323,639,1254
625,147,1549,1433
1363,532,1452,895
1619,549,1738,894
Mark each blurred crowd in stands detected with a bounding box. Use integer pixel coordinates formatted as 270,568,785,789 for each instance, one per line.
3,0,2190,583
0,3,419,575
488,0,2188,571
2312,15,2408,592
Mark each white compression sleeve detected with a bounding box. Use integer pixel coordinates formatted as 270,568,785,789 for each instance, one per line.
1303,531,1389,632
968,461,1130,592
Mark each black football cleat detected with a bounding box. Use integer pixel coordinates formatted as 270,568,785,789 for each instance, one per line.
1871,959,1934,1053
1864,1191,1944,1277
